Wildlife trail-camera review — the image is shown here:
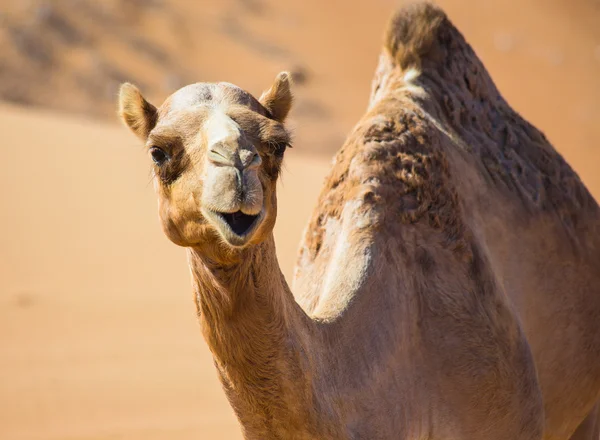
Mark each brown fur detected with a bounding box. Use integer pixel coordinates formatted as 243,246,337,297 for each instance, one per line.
119,3,600,439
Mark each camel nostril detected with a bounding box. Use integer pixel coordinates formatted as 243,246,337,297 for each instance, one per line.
245,152,262,169
237,148,261,170
208,148,235,167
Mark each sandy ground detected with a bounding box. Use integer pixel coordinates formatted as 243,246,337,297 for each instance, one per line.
0,0,599,439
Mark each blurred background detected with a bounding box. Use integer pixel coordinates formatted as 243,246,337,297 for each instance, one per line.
0,0,598,439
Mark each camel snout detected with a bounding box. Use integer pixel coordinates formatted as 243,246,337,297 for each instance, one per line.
208,143,262,172
201,161,264,217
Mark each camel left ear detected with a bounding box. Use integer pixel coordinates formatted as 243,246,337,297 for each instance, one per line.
259,72,293,123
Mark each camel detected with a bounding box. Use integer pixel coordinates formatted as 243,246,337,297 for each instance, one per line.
118,3,600,439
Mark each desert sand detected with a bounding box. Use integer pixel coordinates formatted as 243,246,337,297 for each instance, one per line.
0,0,599,439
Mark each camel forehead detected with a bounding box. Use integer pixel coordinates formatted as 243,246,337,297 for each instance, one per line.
153,83,254,140
165,82,256,113
151,106,242,149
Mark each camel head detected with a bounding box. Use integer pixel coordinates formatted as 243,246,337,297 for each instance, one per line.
118,72,292,252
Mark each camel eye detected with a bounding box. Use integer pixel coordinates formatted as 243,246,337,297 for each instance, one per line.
150,147,169,165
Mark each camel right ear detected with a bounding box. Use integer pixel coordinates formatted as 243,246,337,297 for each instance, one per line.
118,83,158,140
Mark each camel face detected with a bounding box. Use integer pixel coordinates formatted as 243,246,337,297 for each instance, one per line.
199,109,265,246
118,73,292,249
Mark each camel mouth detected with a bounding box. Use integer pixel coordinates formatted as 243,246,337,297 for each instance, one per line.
220,211,260,236
202,208,264,246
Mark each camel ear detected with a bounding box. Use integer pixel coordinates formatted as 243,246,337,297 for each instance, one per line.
118,83,158,139
259,71,293,123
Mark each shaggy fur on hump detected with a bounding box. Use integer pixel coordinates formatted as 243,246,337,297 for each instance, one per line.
383,2,596,237
384,2,447,70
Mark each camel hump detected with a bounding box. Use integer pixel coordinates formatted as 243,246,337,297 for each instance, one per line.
384,2,448,70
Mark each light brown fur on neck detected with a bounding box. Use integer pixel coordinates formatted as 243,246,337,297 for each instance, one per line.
188,237,323,439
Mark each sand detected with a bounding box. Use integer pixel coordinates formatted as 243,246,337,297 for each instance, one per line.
0,0,599,439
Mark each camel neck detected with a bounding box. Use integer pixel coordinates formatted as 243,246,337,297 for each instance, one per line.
187,236,317,437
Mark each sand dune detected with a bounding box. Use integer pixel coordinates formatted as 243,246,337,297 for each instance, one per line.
0,0,598,159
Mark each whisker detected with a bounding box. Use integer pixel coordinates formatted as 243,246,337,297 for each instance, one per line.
146,168,156,188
